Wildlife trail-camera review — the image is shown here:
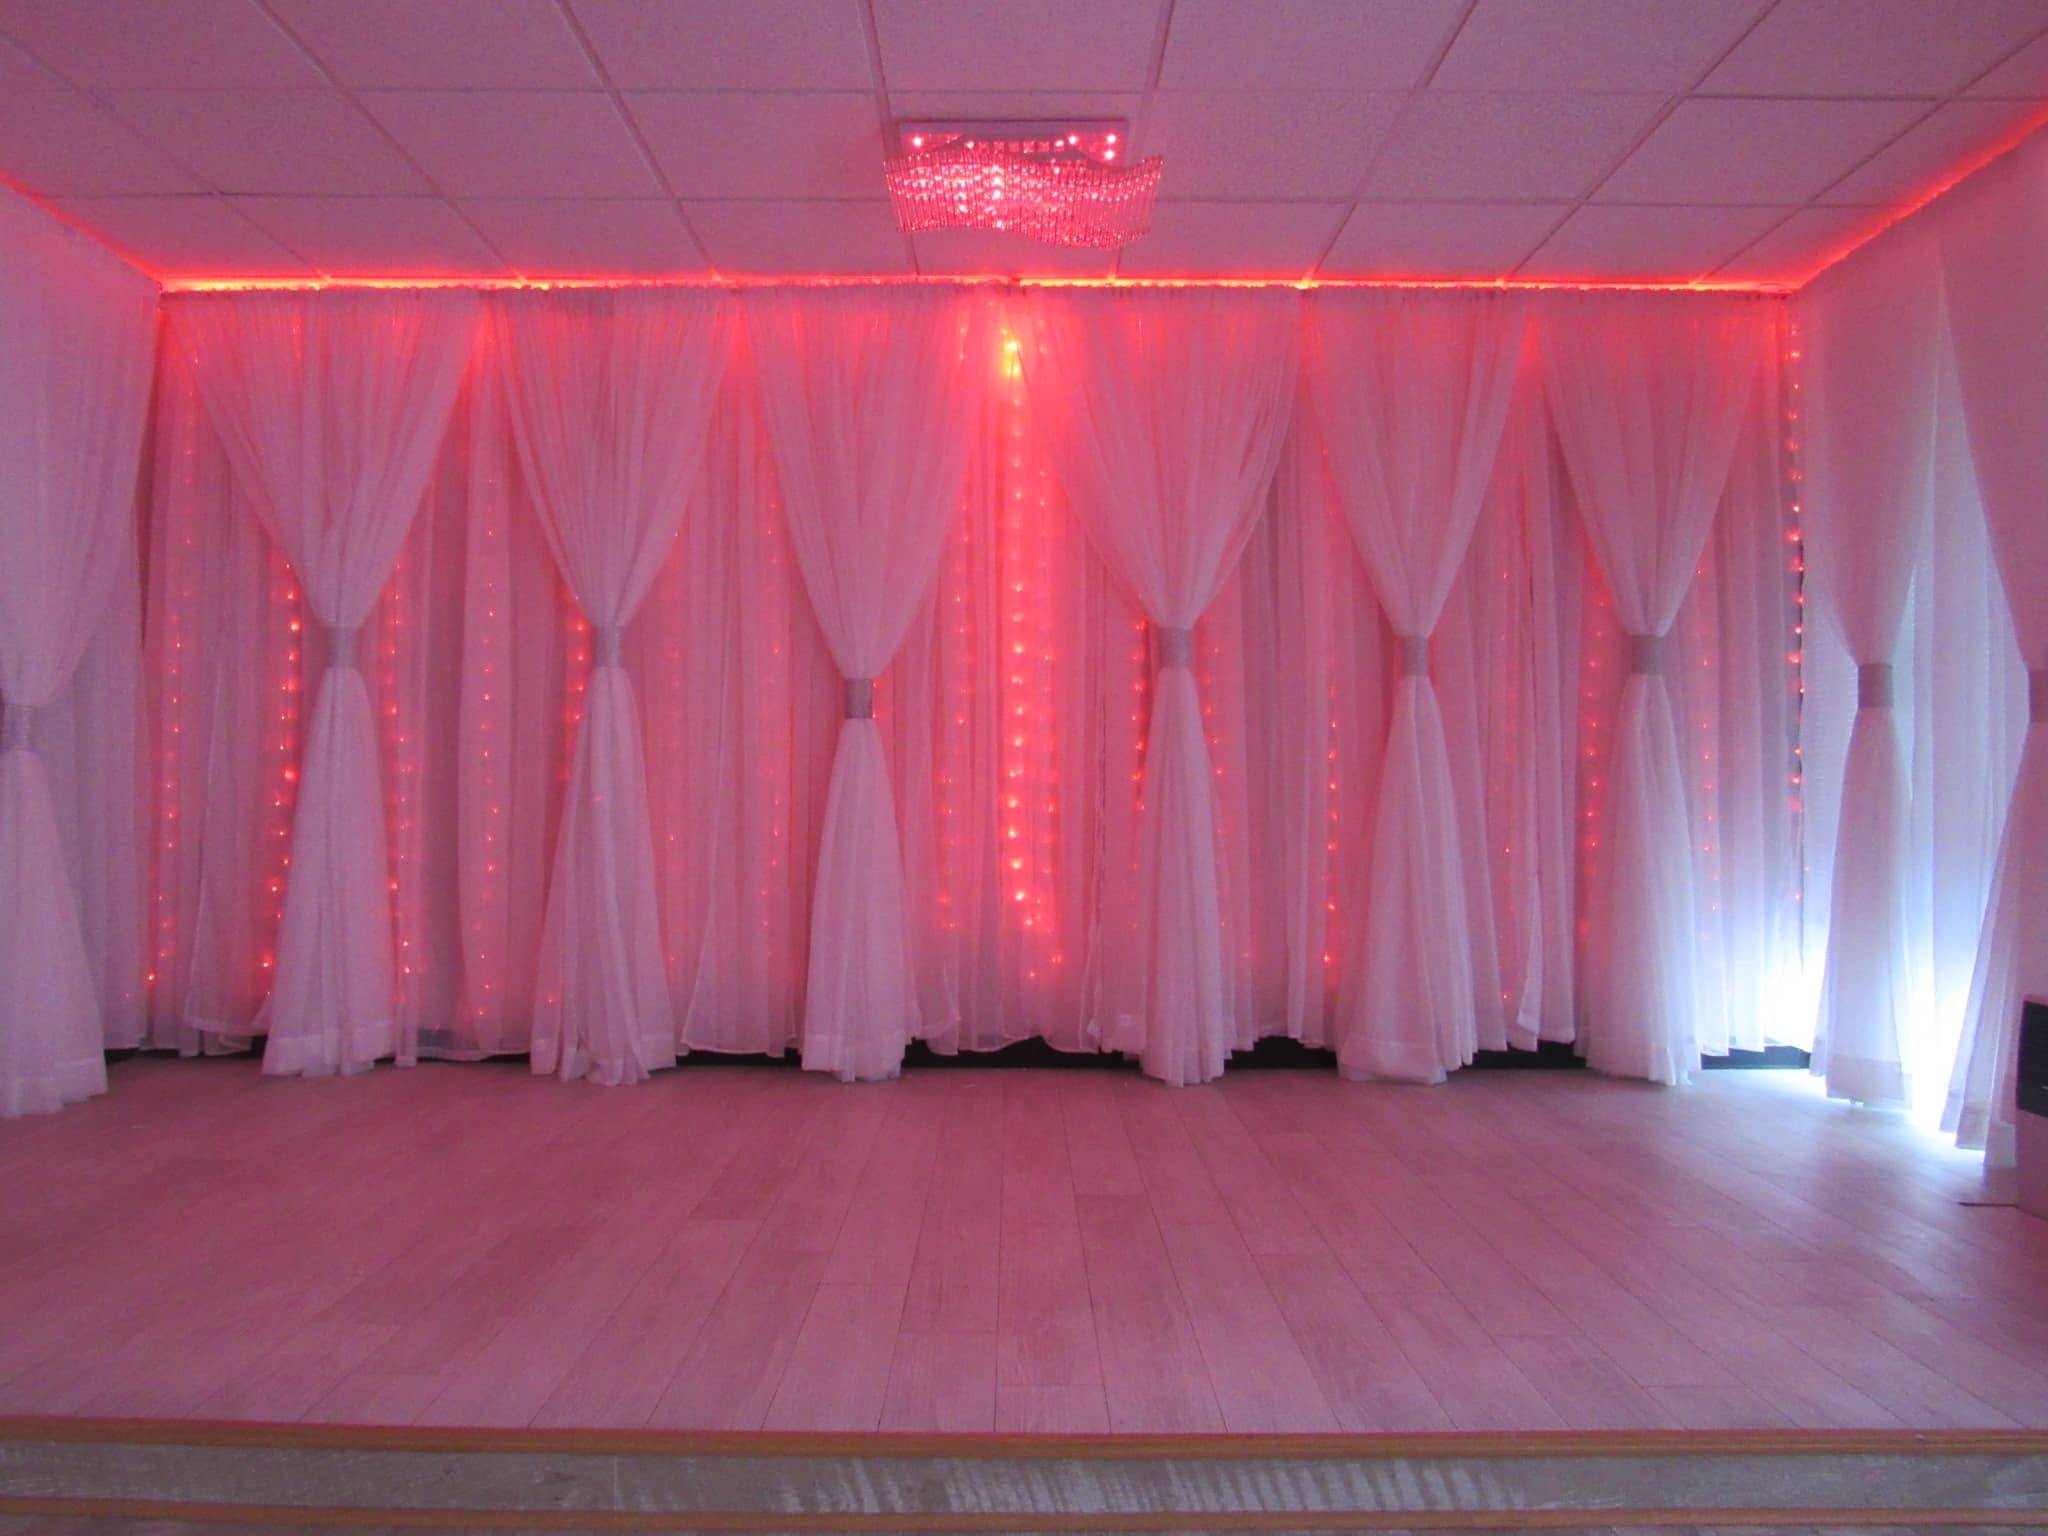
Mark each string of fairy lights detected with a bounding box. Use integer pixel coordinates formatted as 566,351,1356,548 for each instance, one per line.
464,428,510,1040
1782,316,1809,935
143,319,1810,1049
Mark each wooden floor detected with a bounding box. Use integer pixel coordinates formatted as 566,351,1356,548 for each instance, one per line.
2,1056,2044,1436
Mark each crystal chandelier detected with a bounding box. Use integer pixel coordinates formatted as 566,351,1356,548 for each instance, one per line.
884,121,1163,249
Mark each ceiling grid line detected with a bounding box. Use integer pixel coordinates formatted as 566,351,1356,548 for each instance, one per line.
1796,17,2048,209
0,9,321,272
1113,0,1182,280
1502,0,1783,282
1305,0,1481,277
549,0,718,275
854,0,915,275
245,0,520,278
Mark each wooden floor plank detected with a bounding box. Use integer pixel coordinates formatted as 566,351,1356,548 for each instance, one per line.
1256,1251,1451,1431
1072,1193,1224,1432
0,1058,2038,1436
879,1329,998,1431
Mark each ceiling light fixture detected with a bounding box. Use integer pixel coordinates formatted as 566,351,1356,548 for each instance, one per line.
884,120,1162,249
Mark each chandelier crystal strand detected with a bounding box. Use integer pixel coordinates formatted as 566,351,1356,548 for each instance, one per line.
885,129,1163,249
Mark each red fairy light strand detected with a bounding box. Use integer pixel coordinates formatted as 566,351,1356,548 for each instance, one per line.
1781,317,1809,901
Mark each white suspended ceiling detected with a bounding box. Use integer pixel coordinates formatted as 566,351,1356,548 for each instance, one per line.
0,0,2042,286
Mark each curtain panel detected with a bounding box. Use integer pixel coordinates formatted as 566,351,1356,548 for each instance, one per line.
129,287,1802,1093
171,290,479,1078
1794,129,2047,1155
1018,288,1299,1085
1801,229,1942,1110
490,288,729,1086
0,189,156,1117
1937,133,2048,1167
1305,290,1527,1083
749,287,995,1082
1540,294,1763,1087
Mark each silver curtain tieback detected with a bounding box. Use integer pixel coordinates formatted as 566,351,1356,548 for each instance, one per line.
1626,632,1667,676
2032,667,2048,726
1156,624,1194,669
593,626,625,668
1397,634,1430,679
326,624,359,669
844,677,875,720
1857,660,1895,708
0,698,35,753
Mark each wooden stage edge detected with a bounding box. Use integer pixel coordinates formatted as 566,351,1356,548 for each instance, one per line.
2,1419,2044,1532
3,1416,2046,1458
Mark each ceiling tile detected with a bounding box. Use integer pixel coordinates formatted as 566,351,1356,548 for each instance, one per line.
629,92,885,199
231,195,508,276
1700,0,2048,97
1321,200,1565,278
459,198,707,276
569,0,872,90
0,31,62,90
1819,99,2034,206
685,199,911,274
1965,30,2048,96
1144,91,1403,200
266,0,598,89
1363,93,1664,201
1432,0,1769,92
105,89,431,196
1161,0,1467,90
912,228,1117,277
1597,97,1927,205
1116,200,1346,276
873,0,1158,91
1520,203,1788,281
359,91,659,199
0,88,202,195
1711,203,1883,283
889,90,1145,124
0,0,324,87
53,193,308,275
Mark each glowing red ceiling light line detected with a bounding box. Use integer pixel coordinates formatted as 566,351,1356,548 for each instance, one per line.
159,273,1794,294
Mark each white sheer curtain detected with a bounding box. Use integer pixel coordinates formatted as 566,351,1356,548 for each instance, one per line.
1912,340,2028,1112
132,284,1801,1103
172,291,476,1078
1305,291,1525,1082
491,289,729,1087
747,288,991,1082
654,369,820,1062
1020,289,1297,1085
1940,133,2048,1165
1541,295,1756,1085
1476,370,1583,1048
1802,230,1941,1108
0,190,155,1117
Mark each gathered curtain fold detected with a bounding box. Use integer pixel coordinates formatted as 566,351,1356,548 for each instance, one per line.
1541,294,1756,1085
1804,231,1942,1109
492,289,730,1086
1019,289,1297,1085
1939,133,2048,1166
747,287,992,1082
1306,291,1526,1083
174,290,477,1078
0,202,156,1117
